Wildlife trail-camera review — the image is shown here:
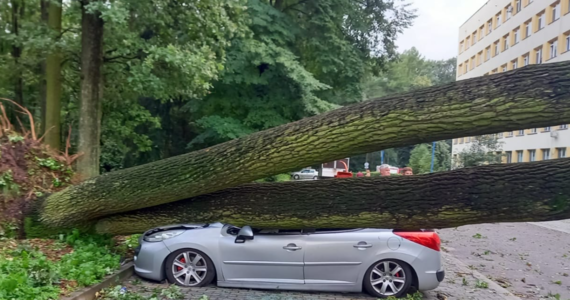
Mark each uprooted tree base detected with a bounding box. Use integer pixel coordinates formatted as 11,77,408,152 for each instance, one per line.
96,158,570,235
0,101,79,238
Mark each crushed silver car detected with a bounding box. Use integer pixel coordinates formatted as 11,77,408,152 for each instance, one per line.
134,223,444,298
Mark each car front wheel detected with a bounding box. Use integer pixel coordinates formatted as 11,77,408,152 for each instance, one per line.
293,175,300,180
165,248,215,287
363,259,413,298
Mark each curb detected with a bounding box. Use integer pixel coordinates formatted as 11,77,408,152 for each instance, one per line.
61,262,134,300
442,253,522,300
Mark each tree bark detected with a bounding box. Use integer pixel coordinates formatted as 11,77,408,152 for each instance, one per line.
96,158,570,235
44,0,63,149
76,0,104,179
40,62,570,227
10,0,24,125
39,0,49,135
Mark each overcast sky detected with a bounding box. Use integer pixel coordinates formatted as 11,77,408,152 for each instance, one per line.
396,0,489,60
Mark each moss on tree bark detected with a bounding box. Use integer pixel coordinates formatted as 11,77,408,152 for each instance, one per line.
96,158,570,235
42,62,570,227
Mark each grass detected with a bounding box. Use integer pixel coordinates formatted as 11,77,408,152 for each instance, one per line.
0,229,140,300
475,280,488,288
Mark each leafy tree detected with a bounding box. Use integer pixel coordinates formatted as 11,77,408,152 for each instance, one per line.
408,143,431,174
434,140,451,171
455,135,504,168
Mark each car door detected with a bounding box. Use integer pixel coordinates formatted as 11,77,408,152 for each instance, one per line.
303,229,381,284
219,229,306,284
300,170,310,179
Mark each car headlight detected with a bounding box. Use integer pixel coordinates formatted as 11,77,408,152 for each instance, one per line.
144,229,185,242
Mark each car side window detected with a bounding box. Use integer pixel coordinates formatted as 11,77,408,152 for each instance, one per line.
253,228,304,235
311,228,360,234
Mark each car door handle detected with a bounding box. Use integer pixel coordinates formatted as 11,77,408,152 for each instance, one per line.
353,243,373,249
283,244,302,251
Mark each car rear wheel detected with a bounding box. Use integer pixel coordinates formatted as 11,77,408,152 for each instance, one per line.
363,259,413,298
293,175,300,180
312,176,318,180
165,248,215,287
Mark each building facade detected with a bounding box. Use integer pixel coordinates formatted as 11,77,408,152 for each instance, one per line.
452,0,570,165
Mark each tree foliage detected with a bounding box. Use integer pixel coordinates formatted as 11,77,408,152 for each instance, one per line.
455,135,504,168
362,47,457,100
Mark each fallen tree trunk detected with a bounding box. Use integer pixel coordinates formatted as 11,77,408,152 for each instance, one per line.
41,62,570,227
96,158,570,235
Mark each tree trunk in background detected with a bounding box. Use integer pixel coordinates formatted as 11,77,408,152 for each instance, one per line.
44,0,62,149
39,0,49,135
10,0,24,125
76,0,104,179
96,158,570,235
39,62,570,227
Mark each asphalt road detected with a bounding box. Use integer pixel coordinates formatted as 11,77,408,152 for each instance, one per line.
438,220,570,299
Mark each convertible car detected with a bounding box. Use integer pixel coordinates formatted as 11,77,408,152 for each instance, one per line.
133,223,444,298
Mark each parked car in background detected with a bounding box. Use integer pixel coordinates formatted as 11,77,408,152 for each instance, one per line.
290,168,319,180
134,223,444,298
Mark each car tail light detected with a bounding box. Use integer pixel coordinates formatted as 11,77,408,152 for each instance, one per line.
394,231,440,252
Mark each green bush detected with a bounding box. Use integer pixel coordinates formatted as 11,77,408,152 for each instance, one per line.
0,230,121,300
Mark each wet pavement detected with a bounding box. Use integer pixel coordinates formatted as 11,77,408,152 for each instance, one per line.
438,221,570,299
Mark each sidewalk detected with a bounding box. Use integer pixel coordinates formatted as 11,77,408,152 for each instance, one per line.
123,252,520,300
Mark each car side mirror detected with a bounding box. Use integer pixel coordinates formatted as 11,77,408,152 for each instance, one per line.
235,226,254,243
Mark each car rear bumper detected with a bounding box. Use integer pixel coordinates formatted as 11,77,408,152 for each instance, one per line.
436,270,445,282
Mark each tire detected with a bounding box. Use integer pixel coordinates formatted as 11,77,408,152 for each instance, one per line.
165,248,215,287
293,175,300,180
363,259,413,298
313,176,318,180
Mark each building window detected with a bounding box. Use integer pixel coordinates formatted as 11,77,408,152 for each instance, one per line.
523,54,530,66
530,128,537,134
544,126,551,132
512,60,518,69
470,57,475,70
566,35,570,52
516,0,522,12
466,137,471,143
496,14,502,27
503,35,509,50
507,5,513,19
550,40,558,59
538,13,545,30
525,21,532,38
517,150,524,162
460,138,464,144
473,32,477,45
553,2,561,21
558,148,567,158
486,47,491,61
502,65,508,72
536,48,542,64
453,139,458,145
529,150,536,162
518,129,524,136
459,42,464,53
561,124,569,129
506,151,513,163
494,41,500,56
488,20,493,34
543,149,550,160
507,131,514,137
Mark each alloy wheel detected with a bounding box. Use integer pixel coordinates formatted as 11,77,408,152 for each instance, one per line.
369,260,407,296
171,250,208,286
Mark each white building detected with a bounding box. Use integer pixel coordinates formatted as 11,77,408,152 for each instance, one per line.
452,0,570,164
